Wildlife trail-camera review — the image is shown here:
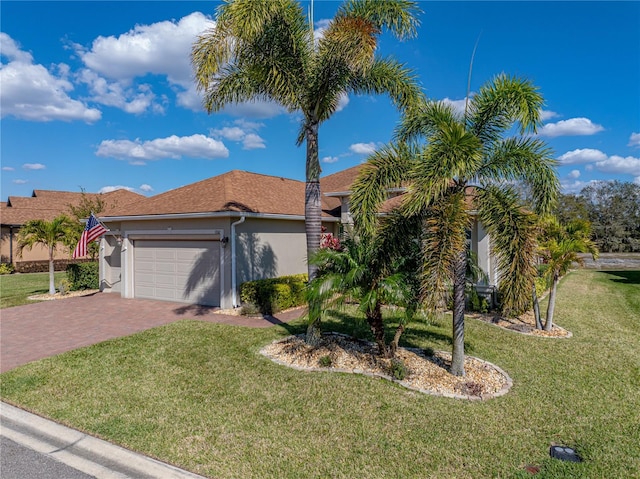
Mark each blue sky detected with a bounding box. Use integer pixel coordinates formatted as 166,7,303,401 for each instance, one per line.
1,1,639,201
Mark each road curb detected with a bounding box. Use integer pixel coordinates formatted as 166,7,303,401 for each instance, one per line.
0,402,208,479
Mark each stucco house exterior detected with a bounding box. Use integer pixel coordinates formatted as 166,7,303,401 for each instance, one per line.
0,189,143,271
98,166,497,310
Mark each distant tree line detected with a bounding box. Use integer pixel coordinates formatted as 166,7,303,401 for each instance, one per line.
555,181,640,252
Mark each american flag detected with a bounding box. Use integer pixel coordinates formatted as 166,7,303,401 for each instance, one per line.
72,213,108,259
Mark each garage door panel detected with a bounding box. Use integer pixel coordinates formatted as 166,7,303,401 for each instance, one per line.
156,263,176,273
134,240,220,306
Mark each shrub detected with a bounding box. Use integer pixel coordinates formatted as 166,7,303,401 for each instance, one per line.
239,302,260,316
57,278,72,295
319,355,332,367
390,358,408,381
0,263,14,275
239,274,307,314
66,262,99,290
467,287,490,313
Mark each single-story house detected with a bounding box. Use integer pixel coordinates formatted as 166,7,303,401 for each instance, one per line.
98,166,497,309
1,189,143,271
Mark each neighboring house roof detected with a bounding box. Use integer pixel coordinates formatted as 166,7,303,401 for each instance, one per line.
1,189,144,226
103,170,347,219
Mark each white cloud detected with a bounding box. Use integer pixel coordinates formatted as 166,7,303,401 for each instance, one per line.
220,100,287,119
560,179,598,195
568,169,581,179
139,184,154,192
558,148,608,165
335,92,349,113
559,148,640,184
210,120,266,150
322,156,339,164
12,179,28,184
99,185,136,193
350,142,379,155
81,12,209,84
441,97,468,116
2,166,15,171
22,163,46,170
0,33,33,63
628,132,640,148
242,133,266,150
540,110,559,121
212,127,246,142
539,117,604,137
77,69,159,114
96,134,229,163
595,155,640,177
79,12,212,112
0,34,101,123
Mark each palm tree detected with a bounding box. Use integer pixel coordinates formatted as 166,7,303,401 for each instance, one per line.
536,217,598,331
307,221,420,358
192,0,424,344
350,74,559,376
17,215,77,295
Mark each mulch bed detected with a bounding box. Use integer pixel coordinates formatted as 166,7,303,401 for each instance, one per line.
261,333,513,400
467,311,572,338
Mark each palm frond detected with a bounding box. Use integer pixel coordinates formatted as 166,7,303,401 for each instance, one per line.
346,57,424,113
395,99,459,143
478,136,559,214
420,193,470,310
350,142,417,235
337,0,421,40
477,186,538,316
467,73,545,146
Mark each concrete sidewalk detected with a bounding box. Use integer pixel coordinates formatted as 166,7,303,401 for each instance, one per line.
1,402,207,479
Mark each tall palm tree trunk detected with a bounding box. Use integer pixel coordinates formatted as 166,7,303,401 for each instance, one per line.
544,273,559,331
451,251,466,376
532,284,543,330
48,246,56,295
305,121,323,346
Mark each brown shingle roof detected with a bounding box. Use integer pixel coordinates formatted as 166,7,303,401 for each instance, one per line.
104,170,342,218
1,189,144,226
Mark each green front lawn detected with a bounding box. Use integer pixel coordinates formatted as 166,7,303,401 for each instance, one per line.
0,272,65,309
1,270,639,478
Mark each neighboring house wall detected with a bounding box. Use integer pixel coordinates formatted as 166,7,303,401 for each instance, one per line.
1,225,71,265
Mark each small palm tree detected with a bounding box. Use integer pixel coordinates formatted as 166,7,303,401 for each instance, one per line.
350,74,559,376
536,217,598,331
192,0,424,345
17,215,77,294
307,222,419,358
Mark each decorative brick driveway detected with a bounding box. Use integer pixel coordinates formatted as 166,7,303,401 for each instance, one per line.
0,293,304,373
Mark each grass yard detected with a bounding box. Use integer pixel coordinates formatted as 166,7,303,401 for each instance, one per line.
1,269,639,478
0,272,65,309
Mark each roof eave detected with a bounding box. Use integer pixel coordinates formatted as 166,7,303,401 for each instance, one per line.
100,211,340,222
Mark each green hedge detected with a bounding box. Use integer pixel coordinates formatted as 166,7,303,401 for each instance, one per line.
239,274,307,314
66,262,99,290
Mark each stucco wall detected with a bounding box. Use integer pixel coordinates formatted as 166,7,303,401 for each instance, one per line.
235,218,308,285
1,225,71,265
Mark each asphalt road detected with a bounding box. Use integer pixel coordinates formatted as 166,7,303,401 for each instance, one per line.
1,436,96,479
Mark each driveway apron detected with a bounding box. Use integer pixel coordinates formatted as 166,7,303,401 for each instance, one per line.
1,293,304,373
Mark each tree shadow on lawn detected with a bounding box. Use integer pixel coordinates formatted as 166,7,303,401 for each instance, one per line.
597,270,640,285
321,309,477,355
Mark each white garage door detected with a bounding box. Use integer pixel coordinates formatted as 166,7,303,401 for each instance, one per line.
134,240,220,306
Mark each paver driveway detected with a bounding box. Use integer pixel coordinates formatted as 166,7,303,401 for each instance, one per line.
0,293,304,373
